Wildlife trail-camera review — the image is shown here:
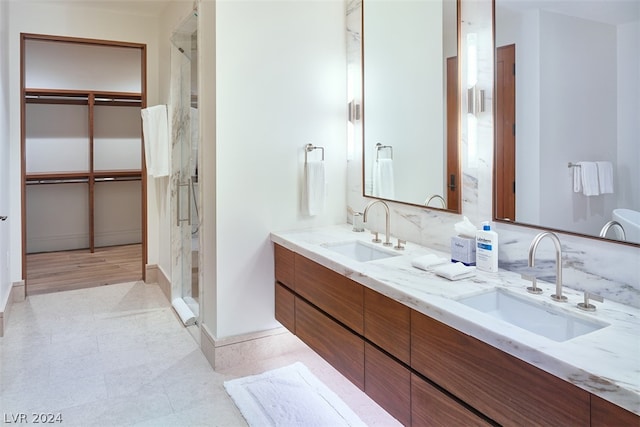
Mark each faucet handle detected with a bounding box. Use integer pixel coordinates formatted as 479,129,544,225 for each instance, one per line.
371,231,382,244
394,239,406,250
521,273,543,294
577,291,603,312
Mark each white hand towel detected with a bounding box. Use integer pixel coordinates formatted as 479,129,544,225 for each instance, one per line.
411,254,449,271
434,262,476,281
578,161,599,196
141,105,170,178
596,161,614,194
372,158,395,199
303,160,325,216
573,165,582,193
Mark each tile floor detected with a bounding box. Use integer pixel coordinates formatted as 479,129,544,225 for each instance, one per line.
0,281,400,426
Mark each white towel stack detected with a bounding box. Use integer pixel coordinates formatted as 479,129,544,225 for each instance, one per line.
372,158,394,199
573,161,614,196
433,262,476,281
303,160,326,216
411,254,449,271
141,105,170,178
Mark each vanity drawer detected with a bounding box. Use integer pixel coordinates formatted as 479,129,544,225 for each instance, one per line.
296,296,365,390
275,282,295,333
274,244,295,290
364,287,410,364
411,373,491,427
365,342,411,426
411,310,590,426
294,254,364,335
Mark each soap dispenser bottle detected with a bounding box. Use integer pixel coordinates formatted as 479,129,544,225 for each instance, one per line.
476,222,499,272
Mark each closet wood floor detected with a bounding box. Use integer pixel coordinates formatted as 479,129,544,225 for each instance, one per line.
26,244,142,295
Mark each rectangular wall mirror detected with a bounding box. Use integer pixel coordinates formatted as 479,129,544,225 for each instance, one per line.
494,0,640,245
361,0,461,213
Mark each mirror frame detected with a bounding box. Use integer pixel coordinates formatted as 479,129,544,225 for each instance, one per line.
360,0,462,214
491,0,639,247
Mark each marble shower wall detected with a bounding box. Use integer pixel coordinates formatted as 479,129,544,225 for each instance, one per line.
345,0,639,307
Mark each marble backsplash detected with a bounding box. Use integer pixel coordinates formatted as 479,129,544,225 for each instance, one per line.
346,0,639,308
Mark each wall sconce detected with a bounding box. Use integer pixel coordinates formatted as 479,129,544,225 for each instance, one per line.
467,86,485,115
466,32,485,115
348,100,361,123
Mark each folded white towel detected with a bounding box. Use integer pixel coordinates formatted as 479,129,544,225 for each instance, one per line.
596,161,614,194
141,105,170,178
579,161,599,196
372,158,394,199
434,262,476,281
411,254,449,271
303,160,326,216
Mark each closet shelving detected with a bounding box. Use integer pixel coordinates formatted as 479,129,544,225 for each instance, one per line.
23,87,143,253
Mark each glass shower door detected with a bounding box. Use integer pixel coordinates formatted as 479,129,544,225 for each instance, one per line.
171,10,199,328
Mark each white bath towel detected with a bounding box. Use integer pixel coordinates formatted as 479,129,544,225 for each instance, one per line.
578,161,600,196
596,161,614,194
411,254,449,271
303,160,326,216
372,158,394,199
141,105,170,178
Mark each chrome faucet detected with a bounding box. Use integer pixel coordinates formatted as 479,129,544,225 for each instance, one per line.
528,232,567,302
599,220,626,241
425,194,446,209
363,199,392,247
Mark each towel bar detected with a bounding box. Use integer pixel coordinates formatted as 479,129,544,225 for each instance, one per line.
304,143,324,163
376,143,393,161
568,162,582,168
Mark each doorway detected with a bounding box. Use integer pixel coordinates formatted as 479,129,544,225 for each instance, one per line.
495,44,516,220
20,34,147,295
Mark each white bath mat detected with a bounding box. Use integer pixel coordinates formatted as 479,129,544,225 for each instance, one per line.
224,362,366,427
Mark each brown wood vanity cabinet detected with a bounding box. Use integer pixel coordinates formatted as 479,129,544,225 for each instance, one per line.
273,244,639,426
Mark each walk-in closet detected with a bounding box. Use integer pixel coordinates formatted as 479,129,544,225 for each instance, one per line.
21,34,147,295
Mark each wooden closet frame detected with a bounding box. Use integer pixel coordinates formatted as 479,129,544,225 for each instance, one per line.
20,33,148,288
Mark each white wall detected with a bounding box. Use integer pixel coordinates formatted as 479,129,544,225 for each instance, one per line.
212,0,347,338
7,1,160,284
363,0,444,204
617,20,640,211
0,0,11,310
539,11,617,235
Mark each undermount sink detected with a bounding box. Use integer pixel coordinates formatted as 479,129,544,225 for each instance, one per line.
323,240,400,262
458,289,609,342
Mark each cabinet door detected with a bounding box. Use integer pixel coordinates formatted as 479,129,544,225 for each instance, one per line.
295,254,364,334
275,282,295,333
365,343,411,426
591,394,640,426
296,297,365,390
364,287,410,364
411,310,590,426
274,244,295,290
411,373,491,427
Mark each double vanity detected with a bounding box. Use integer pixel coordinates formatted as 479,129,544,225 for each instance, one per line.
271,225,639,425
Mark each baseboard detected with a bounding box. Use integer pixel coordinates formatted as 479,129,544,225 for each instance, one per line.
145,264,170,301
0,281,25,337
200,325,303,371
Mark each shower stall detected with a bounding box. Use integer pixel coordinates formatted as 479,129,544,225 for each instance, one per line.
170,10,200,329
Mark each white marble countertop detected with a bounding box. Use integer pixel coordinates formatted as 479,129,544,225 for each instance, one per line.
271,224,640,415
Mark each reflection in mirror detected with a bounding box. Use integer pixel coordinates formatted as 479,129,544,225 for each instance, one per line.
494,0,640,244
362,0,460,212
